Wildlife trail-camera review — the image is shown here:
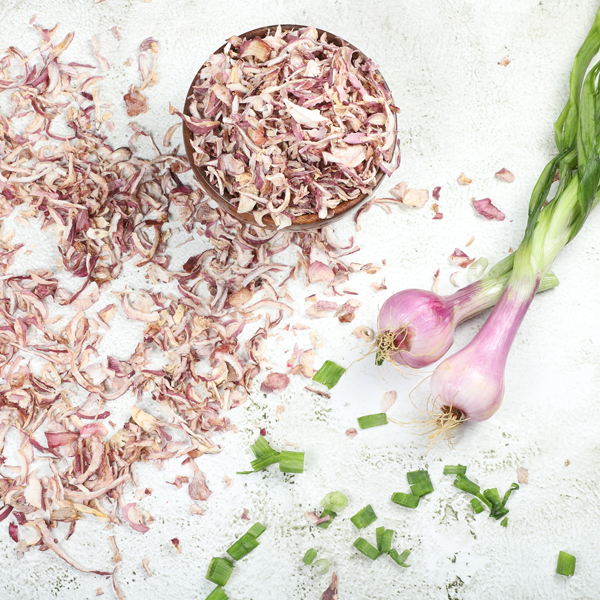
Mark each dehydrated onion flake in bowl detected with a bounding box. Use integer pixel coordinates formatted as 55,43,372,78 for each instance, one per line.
180,24,400,231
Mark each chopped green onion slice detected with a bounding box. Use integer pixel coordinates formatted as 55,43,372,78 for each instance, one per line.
500,517,508,527
320,492,348,513
557,551,576,576
501,483,519,507
391,492,420,509
317,508,336,529
389,548,411,567
246,523,266,539
303,548,317,565
279,450,304,474
350,504,378,529
313,558,330,574
206,557,234,587
205,586,228,600
476,492,492,510
453,474,481,496
251,436,276,459
376,526,384,551
407,470,434,496
483,488,502,512
381,529,394,554
312,360,346,389
226,532,259,561
357,413,388,429
443,465,467,475
238,436,280,474
249,453,281,471
492,507,509,520
354,537,381,560
470,498,485,514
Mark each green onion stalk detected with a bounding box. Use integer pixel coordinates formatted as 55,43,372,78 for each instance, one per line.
428,10,600,440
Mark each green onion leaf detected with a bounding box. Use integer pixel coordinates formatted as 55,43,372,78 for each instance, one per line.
279,450,304,474
354,537,381,560
312,360,346,389
557,551,576,576
501,483,519,507
443,465,467,475
246,523,266,539
205,557,234,587
226,532,259,561
453,474,480,496
389,548,411,567
470,498,485,514
357,413,388,429
407,470,434,497
317,508,337,529
500,517,508,528
350,504,378,529
381,529,394,554
205,586,228,600
320,492,348,513
303,548,317,565
391,492,420,509
313,558,330,574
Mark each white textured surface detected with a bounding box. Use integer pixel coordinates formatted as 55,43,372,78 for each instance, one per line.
1,1,600,599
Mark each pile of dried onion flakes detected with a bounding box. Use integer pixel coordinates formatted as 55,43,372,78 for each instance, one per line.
0,23,383,579
181,25,399,227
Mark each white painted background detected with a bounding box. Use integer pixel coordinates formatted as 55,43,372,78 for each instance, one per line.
1,0,600,599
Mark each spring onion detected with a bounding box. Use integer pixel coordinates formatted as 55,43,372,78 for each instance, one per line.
443,465,467,475
391,492,420,509
427,10,600,440
357,413,388,429
317,508,337,529
206,557,234,587
557,551,576,576
354,537,381,560
246,523,266,538
407,470,434,497
375,255,559,370
279,450,305,473
470,498,485,514
312,360,346,389
389,548,411,567
321,492,348,513
303,548,317,565
226,532,259,561
313,558,330,575
350,504,378,529
205,586,228,600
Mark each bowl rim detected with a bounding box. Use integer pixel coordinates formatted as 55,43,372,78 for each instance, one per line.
182,24,398,232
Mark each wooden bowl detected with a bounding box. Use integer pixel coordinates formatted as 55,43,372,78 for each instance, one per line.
182,25,397,231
